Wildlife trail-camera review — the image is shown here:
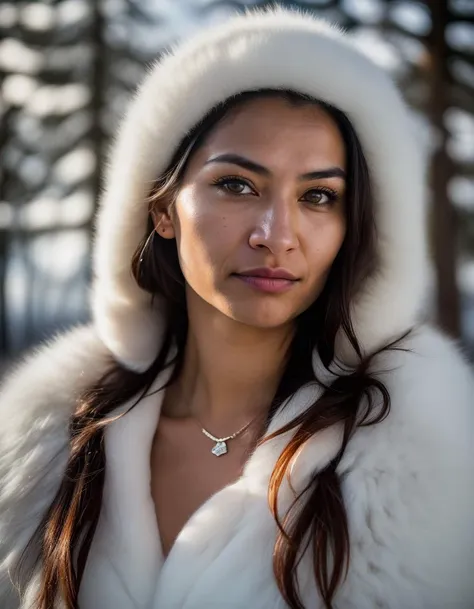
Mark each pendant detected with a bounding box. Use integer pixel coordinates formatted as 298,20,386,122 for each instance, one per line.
211,441,228,457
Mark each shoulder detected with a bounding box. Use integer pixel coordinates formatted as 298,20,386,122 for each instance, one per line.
373,322,474,402
0,322,112,492
367,323,473,448
338,323,474,608
364,323,473,471
0,325,112,602
0,324,112,457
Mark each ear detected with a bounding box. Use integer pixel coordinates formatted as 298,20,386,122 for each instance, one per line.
151,208,175,240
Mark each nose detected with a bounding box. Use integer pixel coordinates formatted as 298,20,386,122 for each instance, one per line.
248,197,299,254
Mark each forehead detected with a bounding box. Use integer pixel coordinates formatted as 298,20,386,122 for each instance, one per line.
193,96,346,170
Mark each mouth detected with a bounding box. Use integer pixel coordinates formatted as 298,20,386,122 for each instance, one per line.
232,272,299,294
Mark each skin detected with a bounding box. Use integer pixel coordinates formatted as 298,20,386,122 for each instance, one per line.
150,96,347,557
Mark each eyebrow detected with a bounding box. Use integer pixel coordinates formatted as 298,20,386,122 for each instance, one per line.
204,153,346,181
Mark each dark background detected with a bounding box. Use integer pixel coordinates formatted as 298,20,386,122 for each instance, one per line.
1,0,473,369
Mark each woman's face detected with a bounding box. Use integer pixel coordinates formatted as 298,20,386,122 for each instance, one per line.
158,96,347,329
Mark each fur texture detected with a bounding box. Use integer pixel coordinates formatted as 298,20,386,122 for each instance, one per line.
1,7,473,609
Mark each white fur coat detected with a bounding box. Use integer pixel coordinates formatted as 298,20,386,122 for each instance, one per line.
1,8,474,609
1,323,473,609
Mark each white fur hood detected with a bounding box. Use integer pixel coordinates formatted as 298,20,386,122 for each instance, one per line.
91,6,429,373
1,7,474,609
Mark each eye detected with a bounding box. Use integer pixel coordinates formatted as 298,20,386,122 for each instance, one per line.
212,176,255,196
302,187,338,207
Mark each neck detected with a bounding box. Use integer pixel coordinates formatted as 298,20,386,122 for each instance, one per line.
162,289,295,435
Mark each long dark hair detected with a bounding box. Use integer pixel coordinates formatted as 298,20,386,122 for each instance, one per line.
15,90,411,609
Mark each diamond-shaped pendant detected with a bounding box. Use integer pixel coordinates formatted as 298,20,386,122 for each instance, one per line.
211,441,228,457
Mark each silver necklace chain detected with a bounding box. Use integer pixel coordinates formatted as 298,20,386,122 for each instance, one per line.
200,420,254,457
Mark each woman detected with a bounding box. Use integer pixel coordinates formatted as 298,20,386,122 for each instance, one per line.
1,7,473,609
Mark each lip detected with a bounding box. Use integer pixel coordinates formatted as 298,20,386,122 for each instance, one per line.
233,267,299,294
236,267,298,280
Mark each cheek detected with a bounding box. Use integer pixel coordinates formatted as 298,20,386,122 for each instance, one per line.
173,188,234,277
306,216,346,278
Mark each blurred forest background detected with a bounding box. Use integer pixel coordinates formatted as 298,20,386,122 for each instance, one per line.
0,0,473,368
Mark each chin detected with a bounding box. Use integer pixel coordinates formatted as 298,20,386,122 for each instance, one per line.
224,303,298,330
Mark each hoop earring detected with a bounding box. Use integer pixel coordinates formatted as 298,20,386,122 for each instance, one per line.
138,229,156,266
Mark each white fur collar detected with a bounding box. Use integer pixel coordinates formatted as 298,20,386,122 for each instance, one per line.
91,7,429,372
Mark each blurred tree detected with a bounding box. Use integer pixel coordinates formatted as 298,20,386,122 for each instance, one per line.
0,0,100,355
429,0,460,336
